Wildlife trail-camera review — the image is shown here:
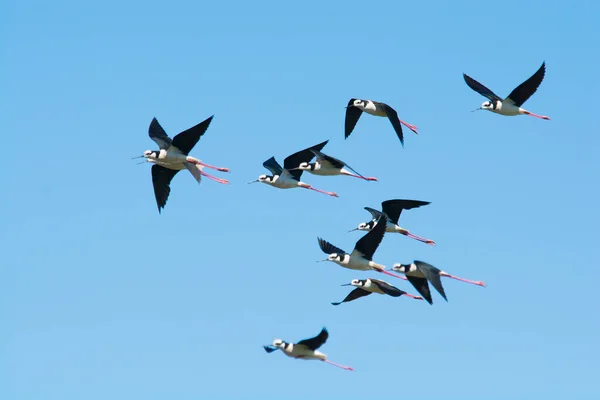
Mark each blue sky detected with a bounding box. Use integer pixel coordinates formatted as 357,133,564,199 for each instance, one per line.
2,0,599,399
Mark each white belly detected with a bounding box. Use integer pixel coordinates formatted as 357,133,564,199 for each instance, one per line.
269,175,299,189
309,165,340,176
153,160,186,170
283,345,326,360
493,101,521,116
361,102,387,117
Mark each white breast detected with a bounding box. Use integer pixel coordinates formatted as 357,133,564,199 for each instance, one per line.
361,101,387,117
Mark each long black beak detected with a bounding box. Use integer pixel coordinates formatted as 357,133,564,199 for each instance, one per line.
247,180,259,184
341,283,352,286
131,155,145,159
471,107,482,112
348,228,359,232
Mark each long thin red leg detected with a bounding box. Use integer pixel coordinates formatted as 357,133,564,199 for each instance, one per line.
378,269,408,280
403,293,424,300
404,231,436,246
341,172,378,181
399,119,418,134
200,170,229,184
523,111,551,120
304,186,339,198
440,272,486,287
322,359,354,371
198,161,230,172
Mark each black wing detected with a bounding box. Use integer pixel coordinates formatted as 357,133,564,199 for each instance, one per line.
263,345,278,353
148,118,172,150
505,61,546,107
381,199,431,225
463,73,503,102
382,103,405,147
331,288,372,305
312,149,369,179
371,279,406,297
406,275,433,305
171,115,214,155
283,140,328,181
317,237,346,256
353,214,387,260
364,206,383,221
296,327,328,351
310,149,345,169
262,156,283,176
345,98,363,139
151,165,180,213
415,261,447,302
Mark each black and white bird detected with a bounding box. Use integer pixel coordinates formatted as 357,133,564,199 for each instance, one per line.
463,61,550,120
291,148,378,181
248,140,339,197
345,98,418,147
392,260,486,305
317,214,407,280
350,199,435,246
331,278,423,305
263,327,354,371
133,115,230,213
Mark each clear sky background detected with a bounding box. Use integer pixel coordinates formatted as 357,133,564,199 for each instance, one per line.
2,0,599,399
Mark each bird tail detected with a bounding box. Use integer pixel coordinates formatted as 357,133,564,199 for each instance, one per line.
184,161,202,183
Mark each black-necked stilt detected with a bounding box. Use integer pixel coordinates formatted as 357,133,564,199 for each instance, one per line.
263,327,354,371
291,148,378,181
248,140,339,197
345,98,418,147
463,61,550,120
317,214,406,280
331,278,423,305
392,260,486,305
350,199,435,246
133,115,230,213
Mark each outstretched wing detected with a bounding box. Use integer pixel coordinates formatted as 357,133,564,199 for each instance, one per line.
345,98,363,139
415,260,447,302
317,237,346,255
310,149,345,169
406,275,432,305
382,103,405,147
283,140,329,181
148,118,172,149
312,149,369,179
353,214,387,260
371,279,406,297
296,327,328,351
463,73,502,102
381,199,430,225
262,156,283,176
364,206,383,221
331,288,372,305
505,61,546,107
171,115,214,155
151,165,180,213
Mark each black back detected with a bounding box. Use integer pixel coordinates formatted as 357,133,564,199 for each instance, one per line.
353,214,387,260
463,73,503,102
415,260,447,302
382,103,405,146
296,327,328,351
506,61,546,107
283,140,329,181
151,165,180,213
381,199,431,225
371,279,406,297
331,287,372,306
171,115,214,155
148,118,173,150
317,237,346,255
344,98,363,138
262,156,283,176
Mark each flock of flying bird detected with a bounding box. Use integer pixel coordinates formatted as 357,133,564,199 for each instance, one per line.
133,62,550,371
